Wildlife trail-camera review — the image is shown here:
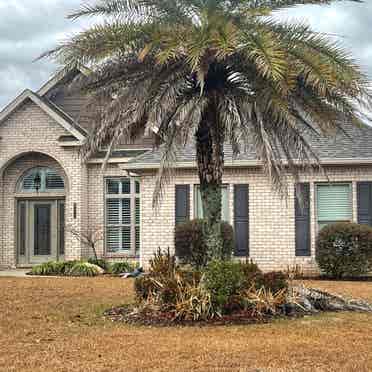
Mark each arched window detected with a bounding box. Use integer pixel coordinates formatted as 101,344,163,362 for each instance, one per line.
18,167,65,192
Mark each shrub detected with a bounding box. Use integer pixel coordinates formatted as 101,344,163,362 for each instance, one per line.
149,248,176,275
55,260,80,275
175,219,234,268
135,249,178,302
68,262,101,277
316,222,372,278
29,261,59,276
240,260,262,288
110,261,135,275
88,258,110,272
202,259,244,312
241,286,287,317
134,275,154,301
255,271,288,293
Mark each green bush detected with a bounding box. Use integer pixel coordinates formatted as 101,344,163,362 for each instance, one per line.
175,219,235,268
29,261,60,276
110,261,135,275
55,260,80,275
202,259,244,312
68,262,101,277
255,271,288,293
316,222,372,278
88,258,110,272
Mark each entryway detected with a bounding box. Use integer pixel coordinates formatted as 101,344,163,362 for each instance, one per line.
17,200,65,265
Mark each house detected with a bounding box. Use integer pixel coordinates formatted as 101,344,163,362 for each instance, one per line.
1,68,372,274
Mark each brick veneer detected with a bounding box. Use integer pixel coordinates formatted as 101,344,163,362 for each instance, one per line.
138,166,372,274
1,100,372,274
0,100,87,268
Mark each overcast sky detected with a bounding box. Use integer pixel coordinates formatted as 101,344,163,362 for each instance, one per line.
0,0,372,110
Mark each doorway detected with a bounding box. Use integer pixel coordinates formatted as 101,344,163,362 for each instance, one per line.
17,200,65,265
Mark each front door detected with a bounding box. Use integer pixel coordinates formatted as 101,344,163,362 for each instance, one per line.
17,200,65,265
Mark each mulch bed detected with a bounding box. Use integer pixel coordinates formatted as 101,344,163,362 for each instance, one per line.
104,304,303,327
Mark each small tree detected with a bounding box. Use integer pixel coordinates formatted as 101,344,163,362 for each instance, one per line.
68,226,103,261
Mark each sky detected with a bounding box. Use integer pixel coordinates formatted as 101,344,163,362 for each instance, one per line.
0,0,372,110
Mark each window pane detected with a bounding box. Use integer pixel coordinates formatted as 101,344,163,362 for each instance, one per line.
45,169,64,190
122,198,131,225
195,186,229,222
221,187,229,222
107,199,120,225
19,203,26,256
122,179,131,194
135,226,140,252
135,198,140,225
22,171,37,191
317,184,352,222
122,227,131,251
135,181,140,194
105,178,140,254
107,227,120,253
59,202,65,255
107,179,120,194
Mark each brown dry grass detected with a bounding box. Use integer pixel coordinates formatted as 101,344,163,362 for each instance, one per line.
0,277,371,372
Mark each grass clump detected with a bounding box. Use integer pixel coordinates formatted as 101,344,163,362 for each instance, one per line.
29,261,60,276
110,261,136,275
68,262,102,277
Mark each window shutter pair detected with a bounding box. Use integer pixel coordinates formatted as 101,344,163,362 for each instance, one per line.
174,184,249,256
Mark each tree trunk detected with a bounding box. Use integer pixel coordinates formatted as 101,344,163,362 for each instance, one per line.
195,102,225,261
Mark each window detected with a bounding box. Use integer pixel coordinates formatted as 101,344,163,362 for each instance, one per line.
105,178,140,255
194,185,230,222
316,183,352,230
19,167,64,192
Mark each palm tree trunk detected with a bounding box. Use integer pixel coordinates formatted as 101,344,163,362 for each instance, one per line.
195,104,225,261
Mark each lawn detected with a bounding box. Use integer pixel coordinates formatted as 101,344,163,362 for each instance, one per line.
0,277,371,371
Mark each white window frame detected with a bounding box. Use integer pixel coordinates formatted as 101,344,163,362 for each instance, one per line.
194,184,230,222
105,178,140,256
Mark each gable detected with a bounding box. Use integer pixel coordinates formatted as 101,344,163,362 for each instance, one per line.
0,89,86,142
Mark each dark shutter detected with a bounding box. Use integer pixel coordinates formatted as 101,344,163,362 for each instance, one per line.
295,183,311,256
234,185,249,257
175,185,190,225
357,182,372,226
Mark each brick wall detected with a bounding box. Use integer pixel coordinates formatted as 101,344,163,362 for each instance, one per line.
139,165,372,274
0,100,87,267
2,100,372,274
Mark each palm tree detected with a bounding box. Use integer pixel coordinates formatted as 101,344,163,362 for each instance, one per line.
43,0,370,260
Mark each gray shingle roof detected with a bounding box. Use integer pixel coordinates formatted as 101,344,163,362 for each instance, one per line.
125,121,372,169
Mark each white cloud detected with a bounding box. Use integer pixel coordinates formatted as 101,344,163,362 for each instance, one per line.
1,0,372,109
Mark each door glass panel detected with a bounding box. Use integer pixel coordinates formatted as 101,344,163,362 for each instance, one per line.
34,204,51,256
18,202,26,256
59,202,65,255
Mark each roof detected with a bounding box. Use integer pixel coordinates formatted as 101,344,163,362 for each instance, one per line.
37,66,91,96
0,89,87,142
123,120,372,170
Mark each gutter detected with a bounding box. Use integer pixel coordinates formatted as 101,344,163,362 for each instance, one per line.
120,157,372,170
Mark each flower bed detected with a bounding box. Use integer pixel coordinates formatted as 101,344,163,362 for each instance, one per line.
104,249,372,326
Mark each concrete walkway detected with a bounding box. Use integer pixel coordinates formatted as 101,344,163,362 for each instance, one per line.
0,269,30,277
